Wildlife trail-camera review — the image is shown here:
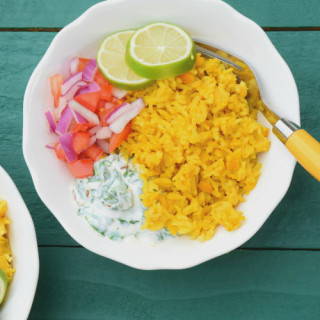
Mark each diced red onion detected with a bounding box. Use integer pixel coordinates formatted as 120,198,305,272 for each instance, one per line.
76,82,100,96
109,98,145,134
82,59,98,82
58,132,77,162
45,144,55,150
57,80,88,114
62,80,87,97
68,99,99,125
96,140,109,154
61,72,82,95
45,110,56,132
111,87,127,99
71,109,88,124
88,136,96,148
55,106,74,135
96,126,112,139
54,104,66,121
89,126,101,136
70,57,79,75
105,102,130,124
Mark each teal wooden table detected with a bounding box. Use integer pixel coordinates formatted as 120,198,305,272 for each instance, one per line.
1,1,320,319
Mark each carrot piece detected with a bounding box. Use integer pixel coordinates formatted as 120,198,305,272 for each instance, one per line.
50,74,63,107
94,69,109,87
198,181,213,194
227,157,240,171
263,127,270,137
109,122,132,153
179,72,194,84
72,132,90,154
100,83,112,101
54,142,66,161
195,56,205,67
74,91,100,112
68,159,94,178
85,144,103,161
77,58,91,72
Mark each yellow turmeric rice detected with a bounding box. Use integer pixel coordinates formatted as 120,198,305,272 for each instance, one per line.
0,200,15,282
121,54,270,241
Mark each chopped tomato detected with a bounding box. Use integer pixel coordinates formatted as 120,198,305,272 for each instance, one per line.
74,91,100,112
71,123,90,133
96,99,106,111
50,74,63,107
85,144,103,161
72,132,90,154
77,58,91,72
78,152,88,160
98,105,119,126
94,69,109,87
109,122,132,153
68,159,94,178
98,108,109,126
100,83,112,101
54,142,66,161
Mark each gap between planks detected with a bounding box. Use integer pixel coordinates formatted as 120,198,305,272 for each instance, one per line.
1,27,320,32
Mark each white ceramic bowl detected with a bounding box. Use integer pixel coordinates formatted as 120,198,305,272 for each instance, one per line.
23,0,300,270
0,166,39,319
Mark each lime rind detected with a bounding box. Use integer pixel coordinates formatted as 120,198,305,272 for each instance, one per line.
126,22,197,80
0,268,8,305
97,30,155,90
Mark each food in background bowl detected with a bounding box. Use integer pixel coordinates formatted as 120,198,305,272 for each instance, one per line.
44,22,270,243
0,200,15,304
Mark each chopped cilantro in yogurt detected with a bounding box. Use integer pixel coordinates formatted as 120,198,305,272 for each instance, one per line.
72,154,171,241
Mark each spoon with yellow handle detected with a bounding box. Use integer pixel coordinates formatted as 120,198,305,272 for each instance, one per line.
195,39,320,181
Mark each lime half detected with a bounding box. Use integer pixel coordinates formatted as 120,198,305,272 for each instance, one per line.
97,30,154,90
126,22,196,80
0,268,8,305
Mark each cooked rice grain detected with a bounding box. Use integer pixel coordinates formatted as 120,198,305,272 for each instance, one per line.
121,55,270,241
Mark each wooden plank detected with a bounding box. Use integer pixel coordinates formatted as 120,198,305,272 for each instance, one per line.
226,0,320,28
245,31,320,248
0,32,77,246
0,31,319,247
1,0,320,29
28,248,320,319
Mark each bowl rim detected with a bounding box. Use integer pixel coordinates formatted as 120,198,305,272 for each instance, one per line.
23,0,299,270
0,166,39,318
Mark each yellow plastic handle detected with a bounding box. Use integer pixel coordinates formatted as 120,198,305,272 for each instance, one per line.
286,129,320,181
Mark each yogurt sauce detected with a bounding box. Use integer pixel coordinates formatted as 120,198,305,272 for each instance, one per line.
72,154,172,242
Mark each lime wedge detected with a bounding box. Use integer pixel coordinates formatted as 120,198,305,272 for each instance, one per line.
0,268,8,305
126,22,197,80
97,30,154,90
